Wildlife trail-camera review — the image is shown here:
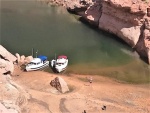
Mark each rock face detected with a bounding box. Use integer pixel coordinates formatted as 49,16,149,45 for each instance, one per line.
50,77,69,93
0,45,30,113
44,0,150,64
0,45,17,74
0,74,30,113
97,0,150,64
0,45,16,62
0,45,34,74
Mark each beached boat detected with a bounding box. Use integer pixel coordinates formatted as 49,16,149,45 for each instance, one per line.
51,55,68,73
25,55,49,71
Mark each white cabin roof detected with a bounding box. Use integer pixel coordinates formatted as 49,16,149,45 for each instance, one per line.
57,58,67,63
31,58,41,63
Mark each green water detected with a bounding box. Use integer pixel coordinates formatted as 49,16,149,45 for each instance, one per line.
0,0,150,83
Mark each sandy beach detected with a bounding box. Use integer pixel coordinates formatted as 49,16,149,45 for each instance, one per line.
11,66,150,113
1,0,150,112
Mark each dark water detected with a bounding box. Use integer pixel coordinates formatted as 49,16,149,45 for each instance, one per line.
0,0,150,83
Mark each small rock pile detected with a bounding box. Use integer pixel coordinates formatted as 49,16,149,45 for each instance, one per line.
15,53,33,66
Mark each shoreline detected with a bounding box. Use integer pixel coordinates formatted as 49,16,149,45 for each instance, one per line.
14,62,150,84
0,44,150,113
12,67,150,113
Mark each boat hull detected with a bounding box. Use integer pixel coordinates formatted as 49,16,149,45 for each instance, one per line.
51,59,68,73
26,61,49,71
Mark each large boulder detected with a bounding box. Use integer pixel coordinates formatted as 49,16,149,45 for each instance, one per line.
50,77,69,93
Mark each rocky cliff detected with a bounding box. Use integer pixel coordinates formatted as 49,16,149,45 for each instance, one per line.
0,45,30,113
97,0,150,64
0,45,17,74
44,0,150,64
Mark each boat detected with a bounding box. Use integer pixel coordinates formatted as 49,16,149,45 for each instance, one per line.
25,55,49,71
51,55,68,73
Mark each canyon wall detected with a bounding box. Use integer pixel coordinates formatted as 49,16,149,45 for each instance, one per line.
97,0,150,63
43,0,150,64
97,0,150,64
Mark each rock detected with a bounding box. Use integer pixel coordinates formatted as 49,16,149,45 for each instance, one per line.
0,59,14,74
50,77,69,93
5,61,14,74
15,53,20,63
20,55,25,64
16,53,33,65
0,45,16,62
0,45,16,74
0,72,30,113
24,56,33,64
0,103,18,113
0,59,6,68
71,0,150,63
0,46,30,112
145,18,150,30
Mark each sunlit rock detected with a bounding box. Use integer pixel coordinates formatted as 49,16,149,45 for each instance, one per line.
50,77,69,93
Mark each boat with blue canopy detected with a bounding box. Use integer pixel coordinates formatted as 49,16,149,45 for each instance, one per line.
25,55,49,71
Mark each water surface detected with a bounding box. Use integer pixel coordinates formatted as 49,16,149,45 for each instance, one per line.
0,0,150,83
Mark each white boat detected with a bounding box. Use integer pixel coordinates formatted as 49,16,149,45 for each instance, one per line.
51,55,68,73
25,55,49,71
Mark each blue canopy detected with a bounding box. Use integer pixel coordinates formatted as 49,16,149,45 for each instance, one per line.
38,55,47,61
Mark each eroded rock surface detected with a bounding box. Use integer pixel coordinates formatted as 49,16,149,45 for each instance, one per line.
0,45,30,113
0,45,16,74
0,74,30,113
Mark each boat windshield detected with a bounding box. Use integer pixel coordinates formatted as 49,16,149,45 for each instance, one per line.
56,62,65,66
27,62,36,66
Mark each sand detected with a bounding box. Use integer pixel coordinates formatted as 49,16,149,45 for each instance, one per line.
11,67,150,113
